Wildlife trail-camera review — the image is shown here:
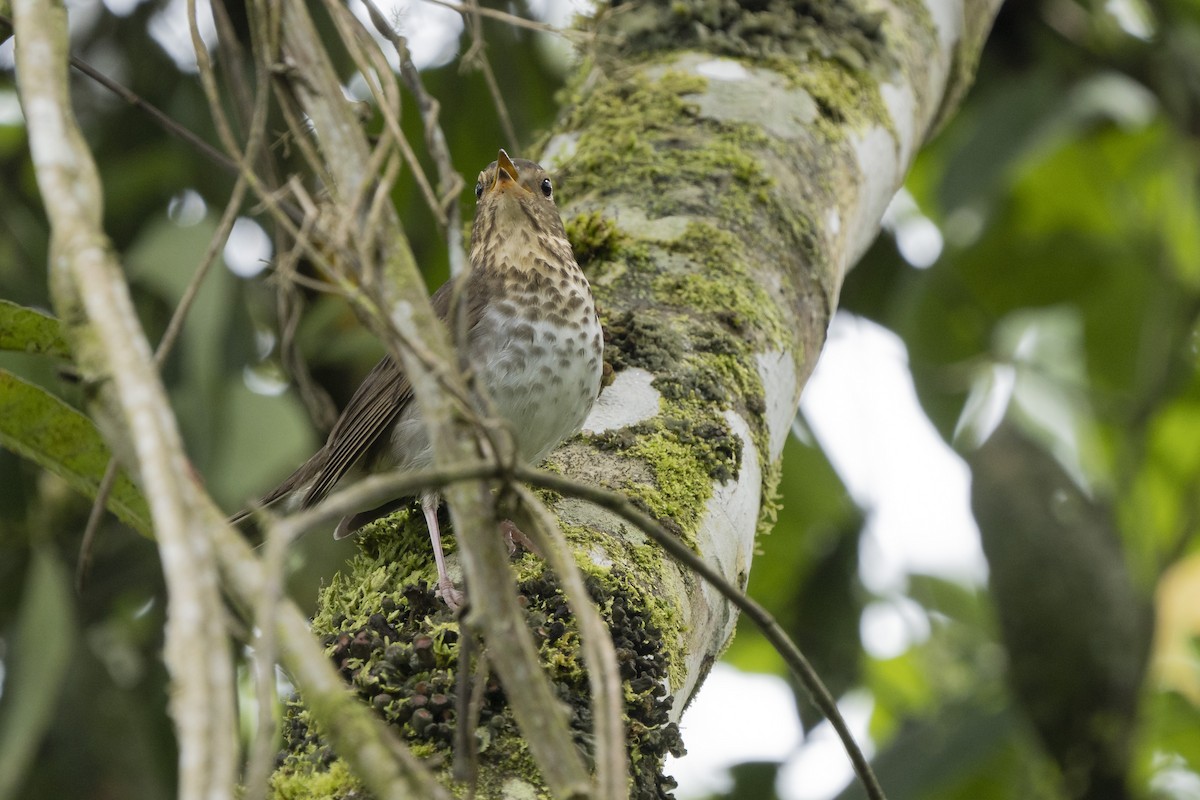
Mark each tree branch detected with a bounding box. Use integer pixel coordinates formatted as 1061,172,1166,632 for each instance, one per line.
12,3,238,798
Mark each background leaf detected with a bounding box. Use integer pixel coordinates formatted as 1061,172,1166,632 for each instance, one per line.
0,547,75,800
0,370,150,536
0,299,70,358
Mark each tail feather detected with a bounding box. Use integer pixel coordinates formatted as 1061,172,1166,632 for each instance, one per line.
228,448,330,525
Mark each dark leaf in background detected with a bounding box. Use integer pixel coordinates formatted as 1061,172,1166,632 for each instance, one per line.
0,546,73,800
970,424,1152,800
724,761,783,800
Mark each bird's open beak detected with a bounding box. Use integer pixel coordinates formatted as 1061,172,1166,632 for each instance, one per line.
493,149,520,191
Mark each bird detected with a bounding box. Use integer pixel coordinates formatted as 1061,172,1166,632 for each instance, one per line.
232,150,603,608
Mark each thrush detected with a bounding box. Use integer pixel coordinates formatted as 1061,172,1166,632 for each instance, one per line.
233,150,603,607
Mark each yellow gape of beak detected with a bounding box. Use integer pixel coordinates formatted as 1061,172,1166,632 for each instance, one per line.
494,149,519,188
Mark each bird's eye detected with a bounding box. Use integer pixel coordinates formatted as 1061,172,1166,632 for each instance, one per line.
540,178,553,198
475,182,484,200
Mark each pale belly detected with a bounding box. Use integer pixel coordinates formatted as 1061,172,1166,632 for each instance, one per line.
474,307,604,465
382,305,603,472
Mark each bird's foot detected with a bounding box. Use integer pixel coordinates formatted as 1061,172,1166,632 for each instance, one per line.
500,519,538,557
436,576,465,612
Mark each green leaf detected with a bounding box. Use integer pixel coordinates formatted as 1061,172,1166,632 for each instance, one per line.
0,369,151,536
0,547,75,800
0,299,71,358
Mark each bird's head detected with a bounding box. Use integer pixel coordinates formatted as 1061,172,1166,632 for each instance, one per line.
475,149,555,207
469,149,570,273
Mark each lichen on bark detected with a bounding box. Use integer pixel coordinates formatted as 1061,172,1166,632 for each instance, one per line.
271,512,685,800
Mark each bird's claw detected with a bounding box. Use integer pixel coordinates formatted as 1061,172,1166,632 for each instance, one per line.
436,577,465,612
500,519,538,557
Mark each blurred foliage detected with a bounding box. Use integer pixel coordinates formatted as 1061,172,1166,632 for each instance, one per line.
725,1,1200,799
1,1,1198,800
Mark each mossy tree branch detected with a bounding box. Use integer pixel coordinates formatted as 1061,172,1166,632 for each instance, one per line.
272,1,1003,798
13,0,1002,797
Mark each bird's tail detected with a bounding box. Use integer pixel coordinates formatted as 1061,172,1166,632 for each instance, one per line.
227,449,329,526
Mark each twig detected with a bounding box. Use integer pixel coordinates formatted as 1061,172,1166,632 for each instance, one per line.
275,280,339,431
243,501,288,800
418,0,557,34
363,0,466,275
452,631,483,788
75,462,118,591
69,52,237,174
461,0,518,150
0,13,239,177
512,485,628,800
266,460,501,543
512,465,888,800
320,0,446,236
77,19,261,588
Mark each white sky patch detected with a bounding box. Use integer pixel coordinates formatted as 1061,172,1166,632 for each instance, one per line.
243,364,290,397
148,0,216,73
780,691,875,800
354,0,463,70
103,0,148,16
666,664,803,797
255,328,277,360
860,596,931,660
0,90,22,126
882,188,943,268
954,362,1016,450
672,315,986,799
801,313,986,593
525,0,596,27
224,216,273,278
1105,0,1155,40
167,188,207,227
1149,753,1200,799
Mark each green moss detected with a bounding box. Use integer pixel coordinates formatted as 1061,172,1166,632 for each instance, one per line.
564,210,625,269
588,410,740,544
762,54,893,140
562,69,707,141
271,514,685,800
658,221,789,349
270,755,358,800
604,309,686,375
757,453,784,542
588,218,786,522
593,0,890,78
556,70,781,227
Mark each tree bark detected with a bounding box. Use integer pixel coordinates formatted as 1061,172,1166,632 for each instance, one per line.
272,2,1003,799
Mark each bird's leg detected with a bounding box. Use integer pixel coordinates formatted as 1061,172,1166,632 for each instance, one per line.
421,491,464,610
498,519,539,557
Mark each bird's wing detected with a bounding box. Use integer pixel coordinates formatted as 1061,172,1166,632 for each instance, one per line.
300,277,466,508
300,354,411,508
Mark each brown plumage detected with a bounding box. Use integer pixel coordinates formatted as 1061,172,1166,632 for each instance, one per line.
232,150,603,607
